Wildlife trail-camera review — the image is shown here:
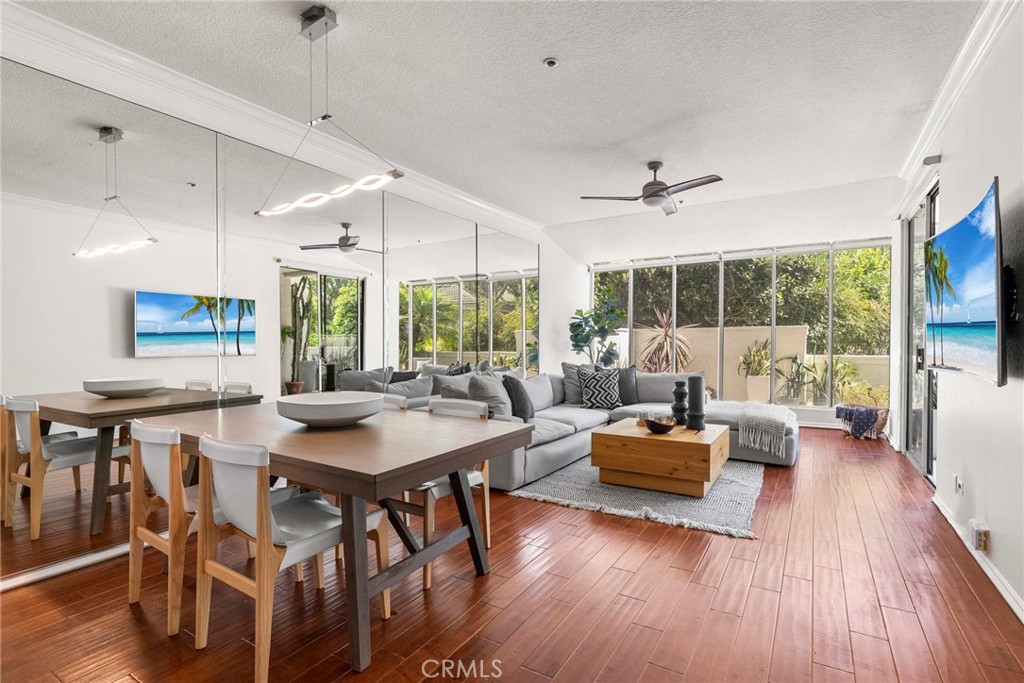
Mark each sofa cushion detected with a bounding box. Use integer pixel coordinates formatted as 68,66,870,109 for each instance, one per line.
418,363,450,376
704,400,797,435
527,418,574,448
522,373,554,411
579,367,622,409
503,375,535,421
550,374,565,406
608,402,673,422
389,370,418,383
635,371,702,404
431,373,472,395
561,362,598,405
365,375,432,398
535,405,611,432
440,385,469,400
468,372,512,417
338,367,392,391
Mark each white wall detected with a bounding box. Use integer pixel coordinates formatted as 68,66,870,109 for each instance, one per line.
1,194,377,400
925,7,1024,609
538,234,590,373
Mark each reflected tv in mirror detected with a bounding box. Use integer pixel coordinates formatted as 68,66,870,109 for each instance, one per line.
135,291,256,357
925,178,1005,386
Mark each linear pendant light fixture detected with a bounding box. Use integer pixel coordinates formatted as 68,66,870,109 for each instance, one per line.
255,5,402,218
73,126,158,258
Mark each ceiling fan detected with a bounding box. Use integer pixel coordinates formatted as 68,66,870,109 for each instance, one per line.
298,223,383,254
581,161,723,215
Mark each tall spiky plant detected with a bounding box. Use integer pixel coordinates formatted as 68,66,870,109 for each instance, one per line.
635,308,692,373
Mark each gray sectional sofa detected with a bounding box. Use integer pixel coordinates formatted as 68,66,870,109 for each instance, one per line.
488,371,800,491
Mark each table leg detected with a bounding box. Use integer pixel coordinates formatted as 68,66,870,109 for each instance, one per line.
448,468,489,576
340,493,371,671
21,420,52,499
89,426,115,535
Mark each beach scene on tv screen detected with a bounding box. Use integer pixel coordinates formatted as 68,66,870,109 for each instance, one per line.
136,291,256,357
925,182,998,381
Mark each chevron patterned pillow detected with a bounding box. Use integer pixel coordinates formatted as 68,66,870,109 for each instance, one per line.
578,367,622,409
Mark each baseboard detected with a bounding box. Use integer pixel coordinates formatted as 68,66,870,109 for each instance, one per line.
932,495,1024,625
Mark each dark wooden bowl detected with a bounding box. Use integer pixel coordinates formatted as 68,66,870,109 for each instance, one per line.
644,417,676,434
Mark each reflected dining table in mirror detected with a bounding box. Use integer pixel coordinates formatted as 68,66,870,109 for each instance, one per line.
144,402,533,672
17,388,263,535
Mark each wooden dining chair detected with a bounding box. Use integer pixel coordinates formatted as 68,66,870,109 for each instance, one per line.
194,434,391,683
224,381,252,394
390,398,491,590
185,380,213,391
127,420,298,636
3,398,131,539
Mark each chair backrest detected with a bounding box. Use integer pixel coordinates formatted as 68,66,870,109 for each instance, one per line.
224,381,253,394
185,379,213,391
130,420,181,504
381,394,407,411
198,434,277,541
5,397,38,455
428,398,488,420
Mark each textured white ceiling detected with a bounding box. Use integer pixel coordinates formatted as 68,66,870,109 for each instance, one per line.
1,59,497,254
18,0,981,228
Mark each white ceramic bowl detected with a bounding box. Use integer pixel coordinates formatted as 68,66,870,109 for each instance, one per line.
276,392,384,427
83,377,166,398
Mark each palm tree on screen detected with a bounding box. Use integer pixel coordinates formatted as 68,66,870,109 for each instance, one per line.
235,299,254,356
182,296,224,343
924,242,938,365
935,249,956,366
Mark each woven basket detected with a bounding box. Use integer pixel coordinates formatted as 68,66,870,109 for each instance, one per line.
838,404,889,440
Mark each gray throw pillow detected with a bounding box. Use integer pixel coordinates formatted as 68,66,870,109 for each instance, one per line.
338,367,392,391
418,363,450,377
561,362,599,405
365,375,432,398
389,370,418,383
578,367,622,409
635,371,703,404
520,373,554,411
431,373,473,396
502,375,534,421
618,366,639,406
440,385,469,400
495,367,526,380
468,371,512,417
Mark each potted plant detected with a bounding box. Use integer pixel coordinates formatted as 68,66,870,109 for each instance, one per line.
738,339,771,402
775,355,811,404
568,289,626,367
635,308,693,373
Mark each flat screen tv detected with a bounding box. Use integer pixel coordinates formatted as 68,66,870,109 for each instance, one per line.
135,291,256,358
925,178,1006,386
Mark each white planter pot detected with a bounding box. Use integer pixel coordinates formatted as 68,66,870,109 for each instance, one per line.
746,375,771,403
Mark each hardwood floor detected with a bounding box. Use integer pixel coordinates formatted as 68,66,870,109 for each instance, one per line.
2,428,1023,682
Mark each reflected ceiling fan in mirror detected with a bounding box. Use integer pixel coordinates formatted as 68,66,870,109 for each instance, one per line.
581,161,723,216
299,222,383,254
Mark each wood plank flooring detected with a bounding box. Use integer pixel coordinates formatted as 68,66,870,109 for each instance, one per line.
2,428,1023,682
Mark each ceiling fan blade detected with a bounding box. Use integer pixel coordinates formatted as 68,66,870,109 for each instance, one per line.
663,175,723,196
354,247,384,255
660,197,678,216
580,195,641,201
299,244,339,250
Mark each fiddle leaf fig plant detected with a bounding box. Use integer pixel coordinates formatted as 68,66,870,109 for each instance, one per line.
569,288,626,367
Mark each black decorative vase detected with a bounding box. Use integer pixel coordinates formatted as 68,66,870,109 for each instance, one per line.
685,375,706,431
671,380,689,425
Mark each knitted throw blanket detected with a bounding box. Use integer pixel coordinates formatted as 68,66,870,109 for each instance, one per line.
738,402,790,459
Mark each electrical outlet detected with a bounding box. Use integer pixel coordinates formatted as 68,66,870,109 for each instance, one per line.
954,474,965,495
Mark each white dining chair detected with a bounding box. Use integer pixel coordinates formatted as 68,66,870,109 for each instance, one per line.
224,381,252,394
194,434,391,683
0,396,9,525
381,394,408,411
127,420,298,636
393,398,491,590
3,398,130,539
185,380,213,391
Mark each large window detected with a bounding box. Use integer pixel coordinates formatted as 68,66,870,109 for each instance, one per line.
402,273,539,371
724,257,773,401
591,240,891,410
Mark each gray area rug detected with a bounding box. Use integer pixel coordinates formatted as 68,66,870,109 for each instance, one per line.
508,457,764,539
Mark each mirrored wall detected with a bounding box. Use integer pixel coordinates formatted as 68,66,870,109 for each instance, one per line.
0,57,538,578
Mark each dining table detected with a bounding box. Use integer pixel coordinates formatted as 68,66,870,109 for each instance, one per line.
144,401,534,672
19,388,263,534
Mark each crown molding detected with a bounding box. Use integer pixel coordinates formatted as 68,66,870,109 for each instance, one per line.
895,1,1022,182
0,3,545,241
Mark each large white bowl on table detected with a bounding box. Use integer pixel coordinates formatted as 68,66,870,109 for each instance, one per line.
83,377,166,398
276,391,383,427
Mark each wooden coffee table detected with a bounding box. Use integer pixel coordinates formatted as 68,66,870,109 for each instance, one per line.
591,419,730,497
